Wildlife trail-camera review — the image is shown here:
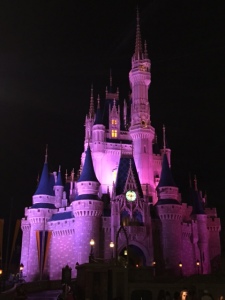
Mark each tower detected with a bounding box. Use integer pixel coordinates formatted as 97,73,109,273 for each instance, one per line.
71,145,103,264
156,154,182,275
129,10,155,201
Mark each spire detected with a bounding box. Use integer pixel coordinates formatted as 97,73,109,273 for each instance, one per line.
55,165,63,186
34,149,51,195
89,85,94,119
194,174,198,191
157,154,176,188
163,124,166,151
94,94,103,125
144,40,148,58
77,145,99,182
110,69,112,88
45,144,48,163
134,7,143,60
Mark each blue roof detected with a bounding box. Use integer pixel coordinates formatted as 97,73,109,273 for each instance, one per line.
77,146,99,182
115,156,143,197
34,163,52,196
49,211,74,221
31,203,56,209
55,170,63,186
75,194,100,201
157,154,176,188
49,174,55,196
94,107,103,125
190,189,205,215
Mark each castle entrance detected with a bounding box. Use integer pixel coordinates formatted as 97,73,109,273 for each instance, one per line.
120,244,146,267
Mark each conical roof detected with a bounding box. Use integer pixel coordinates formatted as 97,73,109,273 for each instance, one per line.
77,146,99,182
157,154,176,188
55,168,63,186
34,162,51,195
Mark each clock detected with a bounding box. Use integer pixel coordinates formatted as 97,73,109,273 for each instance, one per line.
126,190,137,201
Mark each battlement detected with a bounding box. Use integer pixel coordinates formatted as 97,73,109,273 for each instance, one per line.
205,207,218,217
182,222,192,238
207,217,221,231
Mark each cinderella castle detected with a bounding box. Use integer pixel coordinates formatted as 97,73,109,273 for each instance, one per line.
20,12,221,282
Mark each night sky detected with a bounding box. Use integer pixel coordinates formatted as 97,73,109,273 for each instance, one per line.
0,1,225,232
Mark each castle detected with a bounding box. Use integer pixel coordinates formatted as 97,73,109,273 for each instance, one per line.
20,12,221,282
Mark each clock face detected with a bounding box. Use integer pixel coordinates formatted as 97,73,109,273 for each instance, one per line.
126,190,137,202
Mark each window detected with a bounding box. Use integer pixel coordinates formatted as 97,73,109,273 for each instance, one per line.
112,119,117,125
112,130,117,138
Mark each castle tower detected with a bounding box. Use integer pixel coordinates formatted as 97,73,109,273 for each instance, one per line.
54,166,64,208
156,154,182,275
71,145,103,264
21,150,56,281
191,176,211,274
129,10,155,199
85,86,95,143
92,95,105,153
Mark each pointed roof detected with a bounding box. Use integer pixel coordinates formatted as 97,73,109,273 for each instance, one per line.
49,173,55,196
34,162,50,195
94,95,103,125
55,166,63,186
115,155,143,197
190,189,205,215
157,154,176,188
77,146,99,182
134,8,143,60
88,85,94,119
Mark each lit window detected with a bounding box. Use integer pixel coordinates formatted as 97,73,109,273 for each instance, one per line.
112,169,117,182
112,119,117,125
112,130,117,138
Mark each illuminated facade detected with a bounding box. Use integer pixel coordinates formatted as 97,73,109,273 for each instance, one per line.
20,13,221,282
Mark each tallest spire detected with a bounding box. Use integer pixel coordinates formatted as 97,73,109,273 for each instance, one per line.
134,7,143,60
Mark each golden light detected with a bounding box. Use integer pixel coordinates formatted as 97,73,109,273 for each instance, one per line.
109,241,114,248
178,261,182,268
152,260,156,266
0,269,2,275
90,239,95,246
196,260,200,266
124,249,127,256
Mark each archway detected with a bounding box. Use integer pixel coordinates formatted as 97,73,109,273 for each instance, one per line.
120,244,146,267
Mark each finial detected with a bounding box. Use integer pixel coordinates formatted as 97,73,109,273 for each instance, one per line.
45,144,48,163
144,40,148,58
110,69,112,87
194,174,198,191
71,168,74,181
89,84,94,118
65,169,68,181
58,165,61,172
163,124,166,151
135,6,143,60
97,94,100,109
37,173,40,184
116,87,119,96
189,172,192,188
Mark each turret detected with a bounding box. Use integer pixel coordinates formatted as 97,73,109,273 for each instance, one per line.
23,148,56,281
190,175,210,274
156,154,182,275
129,9,155,201
54,166,64,208
92,95,105,154
85,85,95,143
71,145,103,264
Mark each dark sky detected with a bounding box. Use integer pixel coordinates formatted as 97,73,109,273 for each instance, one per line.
0,1,225,225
